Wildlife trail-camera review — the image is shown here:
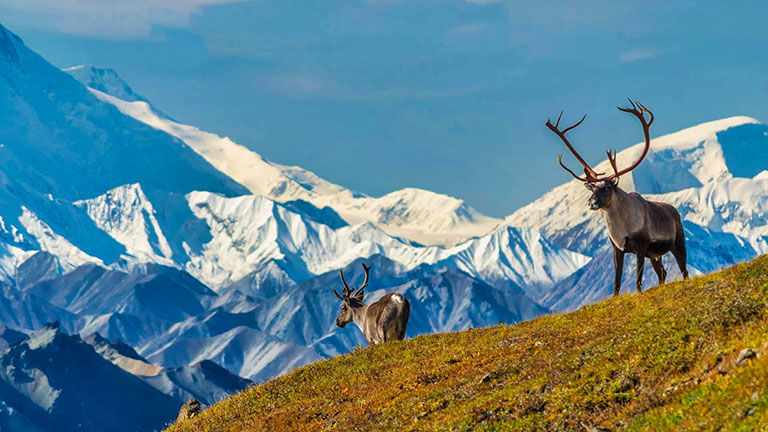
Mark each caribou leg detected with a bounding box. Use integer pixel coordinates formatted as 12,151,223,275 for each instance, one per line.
612,243,625,297
650,258,666,285
672,235,689,280
635,254,645,293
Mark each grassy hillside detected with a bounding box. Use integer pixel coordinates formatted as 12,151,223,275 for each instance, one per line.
167,255,768,431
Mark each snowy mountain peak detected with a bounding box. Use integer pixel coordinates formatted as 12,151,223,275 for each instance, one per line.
649,116,759,152
0,23,21,63
64,65,147,103
74,183,175,265
380,187,464,208
604,116,764,194
371,187,485,229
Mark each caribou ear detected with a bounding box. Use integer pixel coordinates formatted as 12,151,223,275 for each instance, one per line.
584,182,598,191
609,177,619,187
354,290,365,301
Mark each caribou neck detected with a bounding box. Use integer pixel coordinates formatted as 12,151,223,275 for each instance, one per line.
349,303,369,332
599,186,645,250
602,186,634,219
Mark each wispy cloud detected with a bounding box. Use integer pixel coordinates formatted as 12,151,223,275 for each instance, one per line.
619,48,664,64
0,0,243,38
265,74,327,98
450,23,489,35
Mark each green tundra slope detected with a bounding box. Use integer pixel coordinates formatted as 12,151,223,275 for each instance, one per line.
167,255,768,431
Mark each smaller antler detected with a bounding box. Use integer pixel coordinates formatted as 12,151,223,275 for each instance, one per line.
605,149,619,176
354,263,372,297
335,263,373,299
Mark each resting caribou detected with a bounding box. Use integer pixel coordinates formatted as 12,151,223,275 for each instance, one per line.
333,263,410,345
546,99,688,296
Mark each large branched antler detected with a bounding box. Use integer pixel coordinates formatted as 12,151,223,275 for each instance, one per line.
545,99,654,183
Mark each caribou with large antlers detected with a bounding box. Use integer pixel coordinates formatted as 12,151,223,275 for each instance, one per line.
546,100,688,296
333,263,410,345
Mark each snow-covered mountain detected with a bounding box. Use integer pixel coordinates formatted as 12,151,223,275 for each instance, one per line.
11,180,587,297
85,84,500,246
0,19,766,432
0,22,247,280
0,24,585,296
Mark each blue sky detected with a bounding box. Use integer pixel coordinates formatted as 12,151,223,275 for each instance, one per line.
1,1,767,216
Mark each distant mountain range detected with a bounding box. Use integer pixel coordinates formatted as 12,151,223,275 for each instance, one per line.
0,21,766,431
0,323,250,432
